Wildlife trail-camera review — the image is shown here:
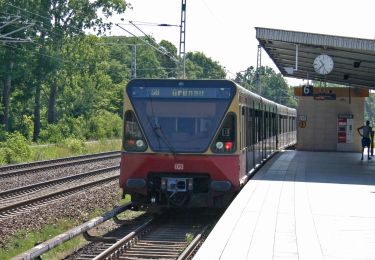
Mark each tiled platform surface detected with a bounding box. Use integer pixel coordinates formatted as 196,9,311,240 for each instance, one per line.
194,151,375,260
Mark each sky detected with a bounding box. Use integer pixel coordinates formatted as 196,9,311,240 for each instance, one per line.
106,0,375,85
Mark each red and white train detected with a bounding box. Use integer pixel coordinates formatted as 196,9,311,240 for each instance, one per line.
120,79,296,208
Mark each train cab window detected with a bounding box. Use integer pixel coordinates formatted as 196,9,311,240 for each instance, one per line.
123,111,147,152
211,113,236,153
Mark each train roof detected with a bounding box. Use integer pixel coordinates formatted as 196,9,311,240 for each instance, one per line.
231,80,296,115
127,78,296,115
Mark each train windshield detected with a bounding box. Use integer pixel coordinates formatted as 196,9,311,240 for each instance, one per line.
128,83,235,153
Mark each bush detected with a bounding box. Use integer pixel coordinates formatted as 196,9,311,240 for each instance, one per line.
0,132,32,164
0,148,6,165
61,138,86,153
20,115,34,142
39,124,65,143
0,126,6,142
39,112,121,144
86,111,122,140
39,116,87,143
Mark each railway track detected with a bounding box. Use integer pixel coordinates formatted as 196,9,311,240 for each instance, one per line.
0,167,120,219
0,165,120,203
0,151,120,178
65,210,215,260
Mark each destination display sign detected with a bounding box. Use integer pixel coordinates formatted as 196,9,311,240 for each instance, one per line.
129,86,233,99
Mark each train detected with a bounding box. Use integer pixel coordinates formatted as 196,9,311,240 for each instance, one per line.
119,79,297,208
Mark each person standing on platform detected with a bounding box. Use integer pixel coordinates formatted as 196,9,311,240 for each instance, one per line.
357,120,372,160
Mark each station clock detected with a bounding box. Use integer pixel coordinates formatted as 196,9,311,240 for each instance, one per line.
313,54,334,75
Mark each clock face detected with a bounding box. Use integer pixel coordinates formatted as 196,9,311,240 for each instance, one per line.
313,54,334,75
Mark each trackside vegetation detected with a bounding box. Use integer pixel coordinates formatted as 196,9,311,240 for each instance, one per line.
0,1,298,167
0,195,133,259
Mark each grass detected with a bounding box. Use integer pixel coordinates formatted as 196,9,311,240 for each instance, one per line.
30,139,121,162
0,196,133,260
0,219,84,260
0,139,124,259
185,233,195,243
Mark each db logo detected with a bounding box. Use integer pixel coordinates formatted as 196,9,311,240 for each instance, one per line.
174,163,184,170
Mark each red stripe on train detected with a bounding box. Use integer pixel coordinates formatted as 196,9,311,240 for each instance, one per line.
120,153,241,192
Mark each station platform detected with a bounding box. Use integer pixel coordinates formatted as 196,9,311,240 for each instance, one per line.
194,150,375,260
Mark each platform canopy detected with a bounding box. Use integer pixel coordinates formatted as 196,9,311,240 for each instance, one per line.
256,27,375,88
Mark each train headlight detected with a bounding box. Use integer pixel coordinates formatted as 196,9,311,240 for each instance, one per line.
216,142,224,149
136,139,144,147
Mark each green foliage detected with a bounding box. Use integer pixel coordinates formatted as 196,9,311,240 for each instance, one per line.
61,138,87,153
185,233,195,243
20,115,34,141
234,66,297,108
0,132,32,164
0,221,85,260
0,126,6,141
39,116,86,143
185,52,226,79
30,139,121,162
86,110,122,140
0,147,6,165
365,93,375,126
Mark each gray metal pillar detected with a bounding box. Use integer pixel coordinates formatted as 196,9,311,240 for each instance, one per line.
131,44,137,79
178,0,187,79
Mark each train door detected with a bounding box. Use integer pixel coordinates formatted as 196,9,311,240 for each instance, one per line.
265,107,268,160
268,108,271,156
276,112,279,150
240,105,247,177
272,108,276,152
268,107,271,156
258,105,263,163
255,108,261,165
271,108,275,153
245,106,250,174
262,106,268,159
249,105,255,169
280,115,284,148
241,106,246,150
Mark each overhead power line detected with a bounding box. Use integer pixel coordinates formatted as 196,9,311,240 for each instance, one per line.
0,15,33,43
116,23,179,64
127,20,180,27
129,20,179,63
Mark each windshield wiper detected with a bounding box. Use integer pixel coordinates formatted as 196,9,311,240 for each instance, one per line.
146,92,175,154
150,122,176,154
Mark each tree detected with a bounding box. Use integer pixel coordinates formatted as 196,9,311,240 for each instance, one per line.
0,0,33,131
158,40,178,78
365,93,375,125
3,0,127,141
0,48,14,131
235,66,297,108
185,52,226,79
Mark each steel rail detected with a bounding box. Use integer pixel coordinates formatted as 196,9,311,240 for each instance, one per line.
0,165,119,200
13,202,133,260
0,151,120,177
177,225,210,260
93,218,154,260
90,218,212,260
0,172,119,217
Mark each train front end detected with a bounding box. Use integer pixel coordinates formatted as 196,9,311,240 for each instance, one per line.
120,79,239,208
